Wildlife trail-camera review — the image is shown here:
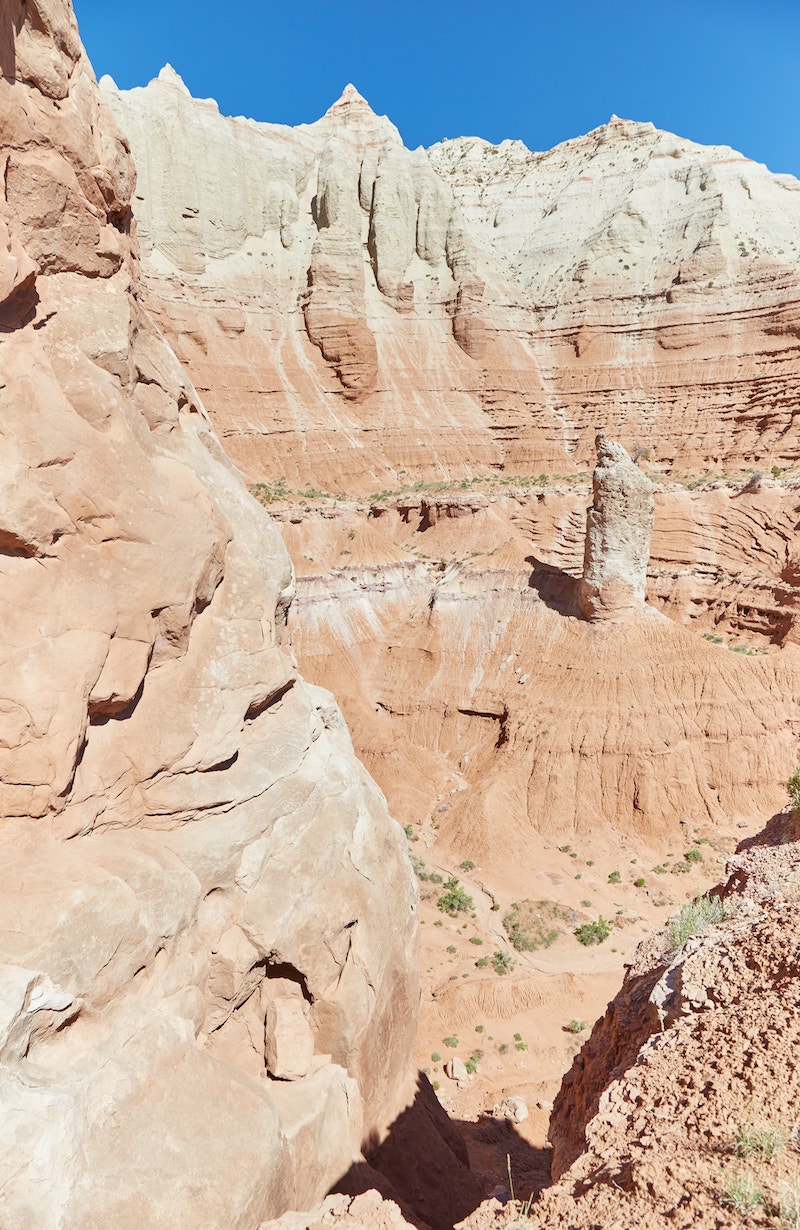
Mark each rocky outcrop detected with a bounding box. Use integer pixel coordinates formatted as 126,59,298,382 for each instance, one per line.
0,5,421,1227
532,812,800,1227
579,433,655,620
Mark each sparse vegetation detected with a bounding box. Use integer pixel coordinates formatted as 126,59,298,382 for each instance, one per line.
431,1052,441,1063
734,1124,786,1163
442,1036,458,1049
721,1164,766,1214
788,766,800,815
437,877,474,916
492,949,515,976
667,892,726,952
608,870,621,884
633,876,646,888
503,899,571,952
459,859,475,871
567,1019,588,1033
574,917,611,946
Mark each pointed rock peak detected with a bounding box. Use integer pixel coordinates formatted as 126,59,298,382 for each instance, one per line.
156,64,190,95
326,83,376,116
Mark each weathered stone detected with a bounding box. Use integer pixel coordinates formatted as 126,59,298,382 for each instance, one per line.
579,433,655,621
266,994,315,1081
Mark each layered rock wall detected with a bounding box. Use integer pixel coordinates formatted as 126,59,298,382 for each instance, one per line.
102,82,800,493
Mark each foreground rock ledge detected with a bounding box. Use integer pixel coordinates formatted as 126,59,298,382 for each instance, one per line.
0,3,420,1226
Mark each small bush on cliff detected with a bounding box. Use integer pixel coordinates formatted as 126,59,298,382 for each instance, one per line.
437,877,473,916
667,892,726,952
788,766,800,815
574,918,611,946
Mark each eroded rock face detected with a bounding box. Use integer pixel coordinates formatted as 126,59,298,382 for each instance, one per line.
0,5,419,1227
579,433,655,620
96,84,800,492
533,814,800,1228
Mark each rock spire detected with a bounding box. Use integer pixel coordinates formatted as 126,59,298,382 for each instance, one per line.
579,432,655,621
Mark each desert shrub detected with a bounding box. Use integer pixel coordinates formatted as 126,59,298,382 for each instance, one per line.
667,893,726,952
469,936,483,945
475,957,488,968
503,899,570,952
788,766,800,815
633,876,646,888
685,848,703,863
459,859,475,871
671,859,691,875
567,1019,587,1033
442,1036,458,1048
608,870,621,884
438,877,474,916
492,949,515,975
574,917,611,945
431,1051,441,1062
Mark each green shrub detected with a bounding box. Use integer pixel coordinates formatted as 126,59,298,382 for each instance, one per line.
667,893,726,952
475,957,488,968
684,848,703,863
438,877,474,916
492,949,515,975
442,1036,458,1048
431,1052,441,1062
789,766,800,814
459,859,475,871
608,870,621,884
568,1019,587,1034
634,877,646,888
475,1024,484,1033
575,917,611,945
469,936,483,945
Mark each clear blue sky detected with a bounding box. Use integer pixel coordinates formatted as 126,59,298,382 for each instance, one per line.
73,0,800,176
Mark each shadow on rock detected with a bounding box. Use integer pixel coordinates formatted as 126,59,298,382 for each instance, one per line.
525,555,581,618
330,1072,547,1230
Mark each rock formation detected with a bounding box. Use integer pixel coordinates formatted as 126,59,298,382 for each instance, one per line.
535,811,800,1226
96,83,800,491
0,5,424,1226
579,433,656,620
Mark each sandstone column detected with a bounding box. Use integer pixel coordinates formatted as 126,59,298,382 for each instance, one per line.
579,432,655,620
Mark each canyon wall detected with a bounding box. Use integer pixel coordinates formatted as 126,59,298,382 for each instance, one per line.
0,5,421,1227
105,78,800,492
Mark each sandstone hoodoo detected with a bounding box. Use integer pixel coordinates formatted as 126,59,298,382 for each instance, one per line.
579,432,656,621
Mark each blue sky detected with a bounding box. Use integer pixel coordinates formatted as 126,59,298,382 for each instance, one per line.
74,0,800,176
